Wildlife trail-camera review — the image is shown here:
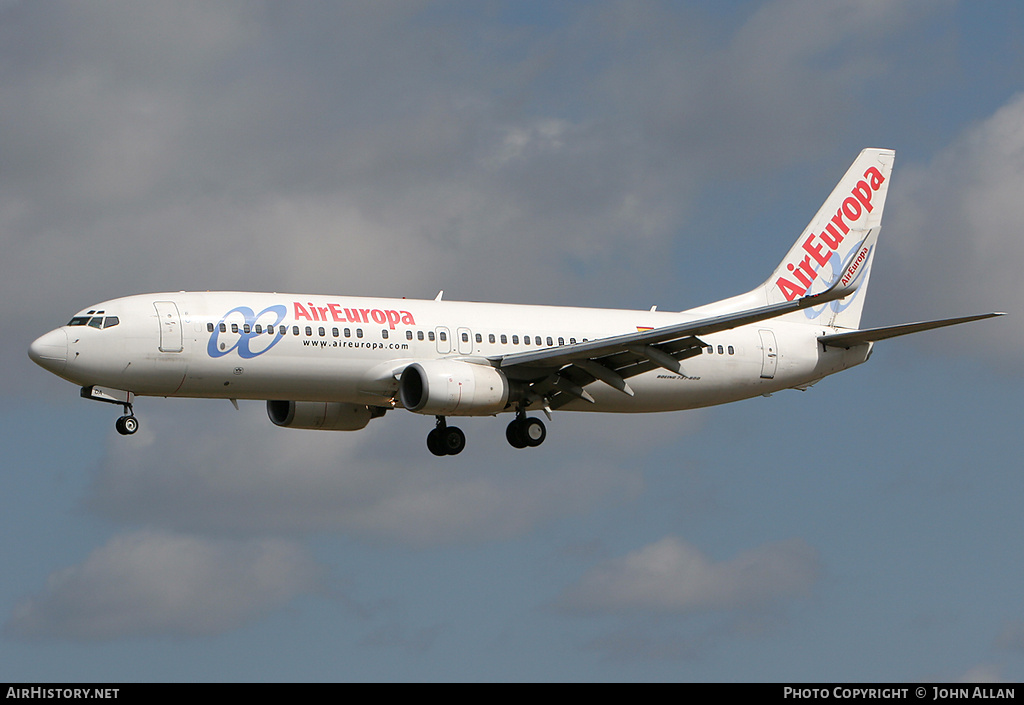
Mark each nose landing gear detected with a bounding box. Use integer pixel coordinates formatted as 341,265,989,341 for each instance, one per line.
115,401,139,436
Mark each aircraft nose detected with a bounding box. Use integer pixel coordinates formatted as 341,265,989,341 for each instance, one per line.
29,328,69,375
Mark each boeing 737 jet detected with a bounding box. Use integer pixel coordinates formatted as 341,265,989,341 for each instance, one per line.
29,149,1001,456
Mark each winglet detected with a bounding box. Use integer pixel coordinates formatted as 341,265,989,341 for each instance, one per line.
796,234,872,308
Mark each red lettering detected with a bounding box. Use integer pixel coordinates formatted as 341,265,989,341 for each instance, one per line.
385,310,401,329
788,262,812,289
852,180,873,213
776,277,806,301
830,212,850,236
370,309,387,325
344,308,361,323
802,235,831,267
359,309,372,323
317,306,331,321
328,303,345,322
864,165,884,190
307,303,320,322
821,223,845,249
294,302,312,321
401,311,416,325
841,197,862,222
797,255,818,283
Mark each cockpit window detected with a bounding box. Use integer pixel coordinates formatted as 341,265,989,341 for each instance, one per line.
68,315,120,328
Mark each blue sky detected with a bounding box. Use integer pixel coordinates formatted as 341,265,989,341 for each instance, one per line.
2,0,1023,681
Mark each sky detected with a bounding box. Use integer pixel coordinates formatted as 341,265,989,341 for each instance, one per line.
2,0,1023,682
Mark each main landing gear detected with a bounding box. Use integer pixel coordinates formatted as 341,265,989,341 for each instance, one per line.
424,412,548,456
506,413,546,449
427,416,466,456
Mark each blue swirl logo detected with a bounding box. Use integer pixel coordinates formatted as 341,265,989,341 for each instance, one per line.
208,305,287,359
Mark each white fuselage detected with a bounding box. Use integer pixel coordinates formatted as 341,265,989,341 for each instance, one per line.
35,291,871,415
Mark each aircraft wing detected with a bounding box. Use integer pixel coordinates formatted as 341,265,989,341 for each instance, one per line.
818,313,1005,349
490,250,866,409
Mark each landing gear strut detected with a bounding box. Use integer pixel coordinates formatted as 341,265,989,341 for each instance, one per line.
427,416,466,456
506,412,546,449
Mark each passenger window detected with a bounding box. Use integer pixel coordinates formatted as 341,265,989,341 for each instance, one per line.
303,326,311,336
428,331,435,341
706,346,713,354
220,323,227,333
344,328,351,338
570,338,577,345
488,334,495,344
417,331,424,341
293,326,299,335
406,330,413,340
382,329,388,339
319,327,325,337
558,337,564,346
524,336,531,345
546,337,553,346
439,331,447,341
333,328,339,337
512,335,519,345
461,332,469,343
728,345,734,355
357,328,363,338
717,345,724,354
475,333,482,343
500,334,507,344
255,324,262,334
243,324,251,334
231,323,239,333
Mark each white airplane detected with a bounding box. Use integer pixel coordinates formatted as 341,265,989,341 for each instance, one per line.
29,148,1001,456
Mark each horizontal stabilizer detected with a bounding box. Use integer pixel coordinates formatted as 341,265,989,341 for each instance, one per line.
818,313,1005,349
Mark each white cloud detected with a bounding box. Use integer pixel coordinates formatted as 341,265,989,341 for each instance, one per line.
5,530,323,640
883,92,1024,358
557,535,820,614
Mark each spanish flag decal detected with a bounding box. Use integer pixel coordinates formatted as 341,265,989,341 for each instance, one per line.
636,326,654,332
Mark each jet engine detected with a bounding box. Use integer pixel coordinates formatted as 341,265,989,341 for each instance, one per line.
398,361,509,416
267,400,385,431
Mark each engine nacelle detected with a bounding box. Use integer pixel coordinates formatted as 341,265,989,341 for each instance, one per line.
398,361,509,416
267,400,385,431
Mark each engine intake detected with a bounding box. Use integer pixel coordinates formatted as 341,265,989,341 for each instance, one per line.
398,361,509,416
267,400,385,431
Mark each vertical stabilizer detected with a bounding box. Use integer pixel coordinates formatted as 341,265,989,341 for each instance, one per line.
764,148,894,328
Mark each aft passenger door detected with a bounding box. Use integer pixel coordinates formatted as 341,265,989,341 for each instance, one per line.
758,329,778,379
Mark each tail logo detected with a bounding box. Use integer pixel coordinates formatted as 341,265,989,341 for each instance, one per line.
775,165,885,301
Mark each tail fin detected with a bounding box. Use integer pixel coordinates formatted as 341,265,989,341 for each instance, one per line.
765,148,895,328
